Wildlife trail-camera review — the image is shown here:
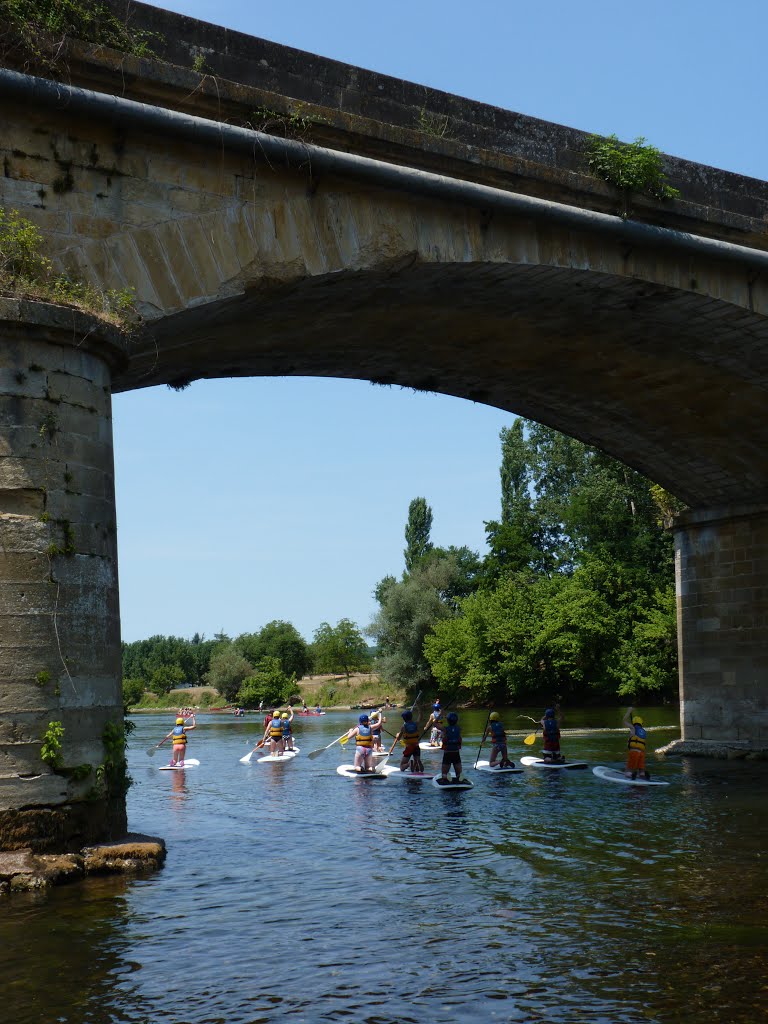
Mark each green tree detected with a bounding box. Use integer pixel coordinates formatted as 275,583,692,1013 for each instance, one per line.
311,619,370,679
122,677,145,708
234,621,310,679
404,497,433,571
236,656,294,708
206,646,254,703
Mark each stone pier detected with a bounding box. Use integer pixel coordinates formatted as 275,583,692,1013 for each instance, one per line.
666,505,768,756
0,299,129,852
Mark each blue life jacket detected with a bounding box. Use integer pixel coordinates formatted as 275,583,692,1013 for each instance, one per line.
490,721,506,742
543,717,558,740
443,724,461,752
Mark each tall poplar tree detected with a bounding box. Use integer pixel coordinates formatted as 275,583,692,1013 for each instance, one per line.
404,497,434,572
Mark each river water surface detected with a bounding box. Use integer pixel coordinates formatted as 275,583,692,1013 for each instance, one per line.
1,707,766,1024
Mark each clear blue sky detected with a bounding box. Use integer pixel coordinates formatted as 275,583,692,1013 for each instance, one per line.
113,0,766,643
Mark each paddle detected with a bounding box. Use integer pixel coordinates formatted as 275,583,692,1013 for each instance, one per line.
239,738,265,764
146,737,167,757
307,731,351,760
376,690,421,773
474,711,492,768
517,714,539,746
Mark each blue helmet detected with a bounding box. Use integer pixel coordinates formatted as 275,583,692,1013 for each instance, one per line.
359,713,369,724
447,712,458,724
402,710,413,721
544,707,555,718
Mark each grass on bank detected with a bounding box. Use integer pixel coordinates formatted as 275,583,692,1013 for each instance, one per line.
127,674,407,713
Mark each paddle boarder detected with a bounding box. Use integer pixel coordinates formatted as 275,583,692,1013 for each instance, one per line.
540,705,564,763
424,702,446,747
281,709,295,751
370,708,385,751
263,709,285,756
391,709,425,774
623,707,651,780
163,712,196,768
343,713,376,773
438,711,465,784
482,711,515,769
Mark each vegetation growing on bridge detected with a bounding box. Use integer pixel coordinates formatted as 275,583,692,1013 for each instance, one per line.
2,0,159,72
587,134,680,213
0,207,137,328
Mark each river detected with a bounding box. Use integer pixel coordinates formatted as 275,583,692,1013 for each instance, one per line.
1,707,766,1024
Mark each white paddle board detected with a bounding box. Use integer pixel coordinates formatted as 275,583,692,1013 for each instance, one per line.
432,775,473,789
258,747,300,763
520,755,588,770
475,760,524,774
419,741,442,752
159,759,200,770
592,765,669,787
336,764,395,778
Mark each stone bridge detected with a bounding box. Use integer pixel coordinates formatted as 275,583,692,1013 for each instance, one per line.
1,0,767,850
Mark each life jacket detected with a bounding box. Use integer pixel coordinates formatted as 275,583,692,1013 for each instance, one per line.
542,716,559,740
628,724,647,752
401,722,420,746
270,721,283,739
443,724,461,752
490,721,506,742
356,724,373,747
172,725,187,746
281,720,292,736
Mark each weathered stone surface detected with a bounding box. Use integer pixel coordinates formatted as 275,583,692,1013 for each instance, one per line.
657,738,768,759
82,834,166,874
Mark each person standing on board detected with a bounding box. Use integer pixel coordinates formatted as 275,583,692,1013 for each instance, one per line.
344,713,376,773
280,709,295,752
164,713,196,768
390,709,425,774
623,707,651,780
370,708,385,752
262,709,285,756
424,702,446,747
483,711,515,769
540,705,564,763
438,711,464,784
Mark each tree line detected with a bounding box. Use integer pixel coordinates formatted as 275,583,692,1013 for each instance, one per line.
366,418,685,707
124,417,684,711
122,619,372,708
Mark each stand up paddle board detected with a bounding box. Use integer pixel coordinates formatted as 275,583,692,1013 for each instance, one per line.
159,759,200,770
419,741,442,752
432,775,473,789
336,764,395,779
474,760,524,774
520,755,588,770
592,765,669,787
258,747,300,763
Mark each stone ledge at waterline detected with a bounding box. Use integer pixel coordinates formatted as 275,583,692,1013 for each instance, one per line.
0,833,166,894
656,739,768,759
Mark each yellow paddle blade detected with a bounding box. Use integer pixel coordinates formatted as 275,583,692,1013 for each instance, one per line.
524,732,537,746
339,734,350,745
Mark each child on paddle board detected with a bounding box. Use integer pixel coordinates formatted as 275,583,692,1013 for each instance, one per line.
623,707,651,780
540,705,564,763
424,702,446,747
482,711,515,769
344,713,375,773
370,708,385,752
163,713,195,767
262,709,285,756
391,709,425,774
438,711,464,784
280,709,295,751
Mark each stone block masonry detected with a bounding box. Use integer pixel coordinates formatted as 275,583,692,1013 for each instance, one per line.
0,299,129,852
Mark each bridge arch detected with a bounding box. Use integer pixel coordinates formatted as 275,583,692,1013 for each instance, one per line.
1,25,767,852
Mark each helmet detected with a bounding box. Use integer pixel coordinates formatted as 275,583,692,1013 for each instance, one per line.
359,714,369,724
273,710,280,717
632,716,644,725
489,712,501,721
281,712,289,719
447,712,458,724
401,710,413,721
544,707,555,718
176,718,184,725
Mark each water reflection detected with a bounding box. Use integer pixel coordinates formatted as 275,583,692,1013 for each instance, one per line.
0,711,764,1023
